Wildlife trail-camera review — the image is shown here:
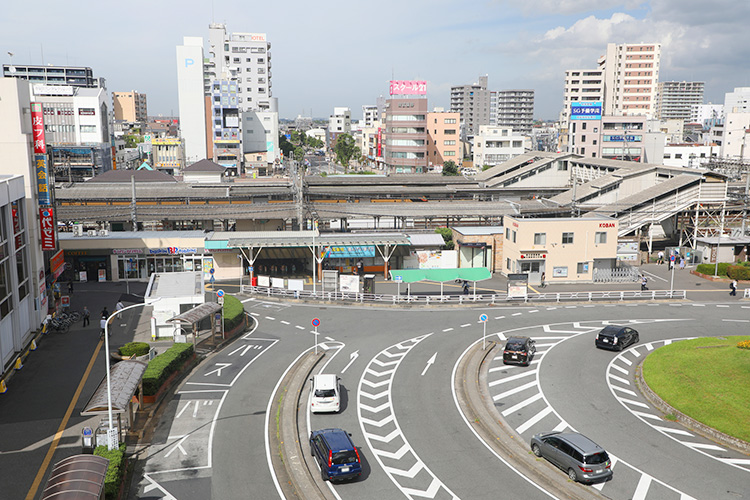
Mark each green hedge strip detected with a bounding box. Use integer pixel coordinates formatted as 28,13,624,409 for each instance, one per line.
94,443,126,499
118,342,150,357
142,343,194,395
223,294,245,332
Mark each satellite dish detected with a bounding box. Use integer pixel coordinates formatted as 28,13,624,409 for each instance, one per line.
9,66,16,73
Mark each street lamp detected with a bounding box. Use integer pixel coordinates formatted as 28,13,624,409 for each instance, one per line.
102,298,159,450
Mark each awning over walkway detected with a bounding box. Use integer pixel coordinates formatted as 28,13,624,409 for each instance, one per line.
212,230,411,248
81,360,147,415
389,267,491,283
41,454,109,500
166,302,222,324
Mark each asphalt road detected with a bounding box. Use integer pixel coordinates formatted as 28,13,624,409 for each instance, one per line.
129,296,750,500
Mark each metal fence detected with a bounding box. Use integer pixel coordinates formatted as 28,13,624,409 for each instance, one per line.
241,285,687,305
593,265,640,283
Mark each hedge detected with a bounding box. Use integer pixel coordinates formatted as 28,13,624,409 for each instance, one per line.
118,342,150,357
94,443,126,499
142,343,194,395
223,294,245,332
696,262,731,276
728,265,750,280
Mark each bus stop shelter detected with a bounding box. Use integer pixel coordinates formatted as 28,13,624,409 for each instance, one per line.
388,267,492,298
41,454,109,500
166,301,224,345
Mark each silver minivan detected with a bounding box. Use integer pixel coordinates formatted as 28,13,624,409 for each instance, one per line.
310,374,341,413
530,431,613,483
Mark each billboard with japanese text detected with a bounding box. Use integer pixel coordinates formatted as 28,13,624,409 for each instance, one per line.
570,101,602,120
39,207,56,251
389,80,427,96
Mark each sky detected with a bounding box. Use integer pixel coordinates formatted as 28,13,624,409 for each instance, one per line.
2,0,750,121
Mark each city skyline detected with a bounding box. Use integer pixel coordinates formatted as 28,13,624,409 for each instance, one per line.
2,0,749,121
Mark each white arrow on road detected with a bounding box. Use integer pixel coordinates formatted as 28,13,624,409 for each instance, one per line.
342,350,359,373
204,362,232,377
421,353,437,376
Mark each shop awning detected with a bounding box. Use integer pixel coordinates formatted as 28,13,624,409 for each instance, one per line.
216,230,411,248
389,267,491,283
81,360,147,415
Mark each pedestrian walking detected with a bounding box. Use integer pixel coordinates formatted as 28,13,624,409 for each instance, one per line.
115,300,124,319
540,272,546,288
462,280,469,295
101,307,109,319
640,276,648,291
82,306,90,327
657,251,664,265
730,279,738,296
356,259,364,277
679,257,685,270
67,280,74,294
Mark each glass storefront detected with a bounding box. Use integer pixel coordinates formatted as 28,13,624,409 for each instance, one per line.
115,254,207,281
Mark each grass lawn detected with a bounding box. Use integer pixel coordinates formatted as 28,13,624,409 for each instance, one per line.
642,336,750,443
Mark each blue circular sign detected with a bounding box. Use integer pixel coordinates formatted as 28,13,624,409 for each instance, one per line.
312,318,320,327
217,289,224,297
479,314,488,322
210,268,215,274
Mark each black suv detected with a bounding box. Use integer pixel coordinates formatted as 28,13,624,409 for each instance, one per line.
595,325,639,351
503,336,536,366
310,428,362,482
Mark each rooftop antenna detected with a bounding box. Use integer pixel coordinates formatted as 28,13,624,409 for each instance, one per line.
40,44,44,65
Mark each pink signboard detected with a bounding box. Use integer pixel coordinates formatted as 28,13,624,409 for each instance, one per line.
389,80,427,95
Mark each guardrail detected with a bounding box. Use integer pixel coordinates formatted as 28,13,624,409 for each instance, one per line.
241,285,687,305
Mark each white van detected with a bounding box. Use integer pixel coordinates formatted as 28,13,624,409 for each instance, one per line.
310,374,341,413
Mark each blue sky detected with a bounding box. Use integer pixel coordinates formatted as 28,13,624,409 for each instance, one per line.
2,0,749,121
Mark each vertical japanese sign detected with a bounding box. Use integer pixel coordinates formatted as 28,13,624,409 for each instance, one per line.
31,103,51,205
377,127,382,157
39,207,56,250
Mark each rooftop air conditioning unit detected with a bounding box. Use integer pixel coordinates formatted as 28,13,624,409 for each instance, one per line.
72,225,83,237
87,230,97,237
99,229,109,237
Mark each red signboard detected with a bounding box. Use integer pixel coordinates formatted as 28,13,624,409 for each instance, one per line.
377,127,382,157
50,249,65,274
389,80,427,96
39,207,56,251
31,102,47,154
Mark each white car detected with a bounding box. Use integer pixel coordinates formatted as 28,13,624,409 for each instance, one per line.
310,374,341,413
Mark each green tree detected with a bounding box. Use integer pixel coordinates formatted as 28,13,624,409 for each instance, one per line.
435,227,454,249
334,134,357,171
279,133,295,159
442,160,459,176
482,164,493,171
293,146,305,161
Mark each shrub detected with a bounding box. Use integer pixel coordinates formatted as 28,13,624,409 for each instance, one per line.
696,262,731,276
118,342,150,358
738,340,750,350
142,343,194,395
728,265,750,280
94,443,126,499
223,294,246,332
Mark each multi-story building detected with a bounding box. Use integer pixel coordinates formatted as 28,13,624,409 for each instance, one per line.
472,126,530,168
569,115,648,162
206,23,272,112
242,110,280,166
328,107,352,149
426,110,461,169
721,112,750,159
176,36,208,164
560,69,604,122
209,79,242,174
151,137,185,175
599,42,661,118
383,97,428,173
362,105,379,128
112,90,148,122
450,76,492,138
690,103,723,128
2,64,103,88
495,89,535,135
655,81,704,122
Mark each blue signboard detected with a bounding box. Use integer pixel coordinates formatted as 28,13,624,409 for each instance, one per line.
35,154,50,205
603,135,642,143
325,245,376,258
570,101,602,121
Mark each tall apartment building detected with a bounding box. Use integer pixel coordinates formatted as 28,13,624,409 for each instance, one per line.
2,64,103,88
599,42,661,118
209,80,241,174
691,103,723,127
560,69,603,122
655,81,704,122
450,76,492,138
112,90,148,122
384,97,428,173
723,87,750,117
207,23,272,112
495,90,535,135
176,36,208,164
328,107,351,148
362,105,379,128
426,110,460,169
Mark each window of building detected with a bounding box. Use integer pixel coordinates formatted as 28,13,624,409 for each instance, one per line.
444,151,456,156
444,118,456,124
533,233,546,245
562,232,574,244
512,230,517,243
80,125,96,133
445,129,456,135
506,228,510,239
233,58,240,63
675,153,682,159
506,258,511,270
577,262,589,274
10,201,28,301
595,232,607,244
444,140,456,145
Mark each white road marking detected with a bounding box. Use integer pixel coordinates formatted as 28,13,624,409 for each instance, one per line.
164,435,189,458
653,426,693,437
692,303,705,307
250,312,259,316
611,385,637,397
443,327,454,332
516,406,554,434
685,442,725,451
611,363,629,375
493,381,537,401
421,353,437,376
280,320,289,325
642,270,667,282
512,312,522,316
176,401,192,418
460,323,472,328
528,310,539,313
204,363,232,377
501,393,544,417
619,397,650,408
488,369,536,384
341,350,359,374
295,325,305,330
723,319,749,323
608,373,630,385
716,304,729,308
632,411,662,421
632,473,653,500
495,315,506,319
265,316,275,320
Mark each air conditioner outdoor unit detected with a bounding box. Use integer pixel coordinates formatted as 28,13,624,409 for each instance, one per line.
99,229,109,237
72,225,83,237
87,230,97,237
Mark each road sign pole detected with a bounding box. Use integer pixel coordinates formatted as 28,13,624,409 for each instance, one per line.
483,321,487,350
314,326,319,355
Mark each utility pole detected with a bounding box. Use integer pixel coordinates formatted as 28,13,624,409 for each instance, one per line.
131,174,137,231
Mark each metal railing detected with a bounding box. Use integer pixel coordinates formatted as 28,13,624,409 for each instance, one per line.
593,265,640,283
241,285,687,305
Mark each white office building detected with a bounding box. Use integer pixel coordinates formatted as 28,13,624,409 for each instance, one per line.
176,36,208,164
691,103,723,127
560,69,604,122
472,126,530,168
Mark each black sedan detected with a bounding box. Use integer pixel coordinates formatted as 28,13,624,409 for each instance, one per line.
503,336,536,366
595,325,639,351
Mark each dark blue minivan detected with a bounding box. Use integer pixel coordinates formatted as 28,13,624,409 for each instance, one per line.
310,428,362,482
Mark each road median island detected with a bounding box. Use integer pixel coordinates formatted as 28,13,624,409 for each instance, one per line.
456,341,603,500
270,349,336,500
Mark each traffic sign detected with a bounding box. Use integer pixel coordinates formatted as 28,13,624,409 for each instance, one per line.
210,268,215,274
249,266,254,272
479,314,488,323
312,318,320,327
394,275,403,283
217,289,225,298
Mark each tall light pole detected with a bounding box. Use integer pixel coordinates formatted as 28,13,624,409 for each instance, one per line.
102,299,159,450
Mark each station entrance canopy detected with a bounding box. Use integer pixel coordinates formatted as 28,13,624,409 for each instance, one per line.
388,267,491,283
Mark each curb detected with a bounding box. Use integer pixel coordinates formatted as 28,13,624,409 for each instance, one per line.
455,340,604,500
635,362,750,455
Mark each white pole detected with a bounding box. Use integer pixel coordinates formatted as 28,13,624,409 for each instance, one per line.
313,228,317,296
670,259,675,296
238,254,243,292
103,299,159,450
482,321,487,350
314,326,319,355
